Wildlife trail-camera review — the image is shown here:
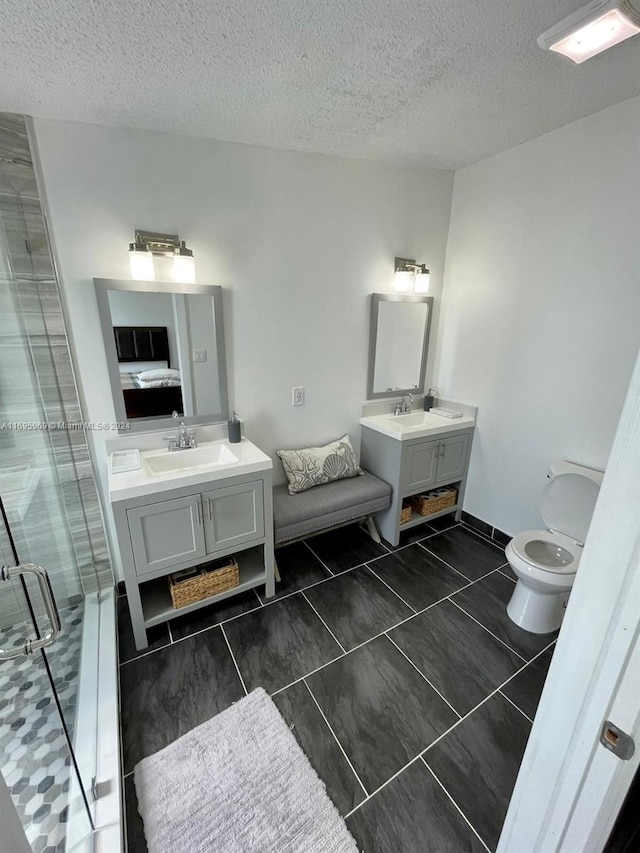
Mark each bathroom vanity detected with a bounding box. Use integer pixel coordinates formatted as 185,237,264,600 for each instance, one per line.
109,438,274,649
360,409,475,546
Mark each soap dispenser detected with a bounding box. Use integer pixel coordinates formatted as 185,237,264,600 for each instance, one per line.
227,411,242,443
424,389,435,412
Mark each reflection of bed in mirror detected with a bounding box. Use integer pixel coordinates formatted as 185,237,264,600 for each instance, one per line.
113,325,184,419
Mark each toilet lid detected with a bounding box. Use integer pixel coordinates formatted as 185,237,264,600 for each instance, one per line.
540,473,600,543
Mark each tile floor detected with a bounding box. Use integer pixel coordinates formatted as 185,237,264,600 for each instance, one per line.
118,516,556,853
0,603,84,853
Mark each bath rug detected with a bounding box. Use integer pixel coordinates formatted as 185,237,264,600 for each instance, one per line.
134,687,359,853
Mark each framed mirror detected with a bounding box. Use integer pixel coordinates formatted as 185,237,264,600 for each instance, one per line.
94,278,229,432
367,293,434,399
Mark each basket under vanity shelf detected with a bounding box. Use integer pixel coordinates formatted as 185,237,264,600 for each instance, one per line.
360,408,476,547
109,438,275,650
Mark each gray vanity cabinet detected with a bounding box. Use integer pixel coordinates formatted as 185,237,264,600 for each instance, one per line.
202,480,264,552
361,426,473,546
112,468,275,650
128,494,207,577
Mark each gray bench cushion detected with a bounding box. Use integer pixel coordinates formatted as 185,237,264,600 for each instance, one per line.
273,470,391,545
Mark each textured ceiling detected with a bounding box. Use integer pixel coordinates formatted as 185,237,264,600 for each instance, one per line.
0,0,639,168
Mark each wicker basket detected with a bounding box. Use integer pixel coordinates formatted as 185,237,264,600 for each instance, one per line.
400,502,413,524
411,486,457,518
168,556,239,609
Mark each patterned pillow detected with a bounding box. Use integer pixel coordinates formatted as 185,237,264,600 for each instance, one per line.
277,435,363,495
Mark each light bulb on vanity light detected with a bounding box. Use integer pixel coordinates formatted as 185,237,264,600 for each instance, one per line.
393,270,414,292
173,241,196,283
414,266,430,293
128,243,155,280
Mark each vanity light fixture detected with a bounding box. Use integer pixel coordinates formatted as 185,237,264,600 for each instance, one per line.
127,230,196,283
538,0,640,63
394,257,430,294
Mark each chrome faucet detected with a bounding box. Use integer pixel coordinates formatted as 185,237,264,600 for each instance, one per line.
165,411,198,451
394,394,413,416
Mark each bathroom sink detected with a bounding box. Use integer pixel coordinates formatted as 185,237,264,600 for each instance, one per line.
143,444,239,476
360,409,475,441
385,412,436,427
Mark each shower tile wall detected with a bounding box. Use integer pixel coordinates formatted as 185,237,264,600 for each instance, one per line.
0,113,112,621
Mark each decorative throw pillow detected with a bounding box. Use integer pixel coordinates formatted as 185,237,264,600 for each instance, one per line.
277,435,363,495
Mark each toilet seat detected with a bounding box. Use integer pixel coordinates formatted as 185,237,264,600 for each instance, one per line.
509,529,581,575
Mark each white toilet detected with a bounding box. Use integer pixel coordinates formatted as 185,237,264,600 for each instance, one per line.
505,460,603,634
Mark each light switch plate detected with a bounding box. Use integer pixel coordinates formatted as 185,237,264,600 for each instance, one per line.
292,386,305,406
193,349,208,362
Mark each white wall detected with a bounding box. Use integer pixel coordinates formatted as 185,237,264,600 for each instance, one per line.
436,95,640,535
32,119,453,544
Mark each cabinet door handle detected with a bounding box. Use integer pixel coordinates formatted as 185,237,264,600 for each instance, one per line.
439,443,446,458
207,497,212,521
196,501,202,525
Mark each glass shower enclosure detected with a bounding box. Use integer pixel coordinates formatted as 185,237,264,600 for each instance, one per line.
0,114,117,852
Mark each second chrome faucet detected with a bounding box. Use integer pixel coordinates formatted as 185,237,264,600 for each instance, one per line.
394,394,413,416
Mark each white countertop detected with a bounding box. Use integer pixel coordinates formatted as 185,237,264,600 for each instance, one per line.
108,437,272,502
360,409,476,441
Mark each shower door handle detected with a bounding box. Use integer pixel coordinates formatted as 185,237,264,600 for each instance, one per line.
0,563,62,660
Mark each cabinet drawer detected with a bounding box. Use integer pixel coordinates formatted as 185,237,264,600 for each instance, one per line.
203,480,264,554
401,439,440,495
127,495,206,577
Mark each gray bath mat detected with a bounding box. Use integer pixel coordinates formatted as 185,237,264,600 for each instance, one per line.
134,687,359,853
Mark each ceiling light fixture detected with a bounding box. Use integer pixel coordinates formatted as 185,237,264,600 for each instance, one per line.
538,0,640,63
394,257,430,293
128,230,196,283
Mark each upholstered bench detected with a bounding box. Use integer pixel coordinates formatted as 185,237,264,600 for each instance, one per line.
272,470,392,548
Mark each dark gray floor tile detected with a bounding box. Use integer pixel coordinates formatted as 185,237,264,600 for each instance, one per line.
260,541,332,602
501,647,554,719
307,636,458,792
499,564,517,581
223,594,343,694
492,528,512,547
424,513,460,532
117,597,170,665
125,774,148,853
169,590,262,640
347,758,486,853
425,692,531,851
384,523,433,550
305,523,388,574
452,572,557,660
462,512,493,539
304,566,413,651
389,599,522,715
422,526,506,581
368,545,468,611
272,681,365,816
120,626,243,773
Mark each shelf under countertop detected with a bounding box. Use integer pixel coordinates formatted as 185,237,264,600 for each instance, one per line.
141,545,266,627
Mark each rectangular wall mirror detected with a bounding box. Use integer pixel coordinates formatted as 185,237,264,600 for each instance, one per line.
94,278,229,432
367,293,434,399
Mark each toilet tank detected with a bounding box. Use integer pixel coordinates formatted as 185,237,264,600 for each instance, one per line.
548,460,604,487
